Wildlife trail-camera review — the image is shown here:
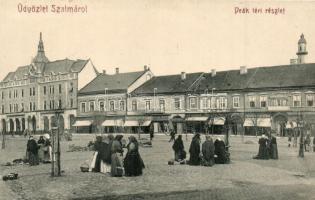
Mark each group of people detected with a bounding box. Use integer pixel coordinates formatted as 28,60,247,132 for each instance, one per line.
90,134,145,177
254,134,278,160
172,133,229,166
289,132,315,152
26,134,52,166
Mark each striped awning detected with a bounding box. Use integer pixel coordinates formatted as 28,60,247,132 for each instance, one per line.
102,119,124,127
72,120,92,127
186,117,208,122
124,121,139,127
142,120,152,126
209,117,225,125
244,118,271,127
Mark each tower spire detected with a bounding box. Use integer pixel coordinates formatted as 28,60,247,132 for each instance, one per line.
296,33,308,64
33,32,49,64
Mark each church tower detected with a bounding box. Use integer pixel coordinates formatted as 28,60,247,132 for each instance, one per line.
32,32,49,74
296,33,308,64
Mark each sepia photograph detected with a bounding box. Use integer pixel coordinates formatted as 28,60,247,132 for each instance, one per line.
1,0,315,199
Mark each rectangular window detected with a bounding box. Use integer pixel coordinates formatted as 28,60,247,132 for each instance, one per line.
293,95,301,107
189,97,197,109
159,99,165,112
132,100,137,111
201,97,208,109
81,102,86,112
233,96,240,108
33,87,35,96
9,104,12,113
249,96,256,108
110,101,115,111
43,86,46,95
174,98,180,110
219,97,227,109
70,99,74,108
29,102,32,111
21,89,24,97
49,86,52,94
44,101,47,110
52,86,54,94
119,101,125,111
89,101,95,112
145,100,151,111
21,103,24,112
260,96,267,108
9,91,12,98
306,95,314,107
59,99,62,109
52,100,55,109
33,102,36,111
99,101,104,111
59,84,62,94
1,91,3,99
1,105,4,113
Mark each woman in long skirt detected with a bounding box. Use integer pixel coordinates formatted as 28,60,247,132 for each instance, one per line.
27,136,39,166
124,136,145,176
111,135,124,177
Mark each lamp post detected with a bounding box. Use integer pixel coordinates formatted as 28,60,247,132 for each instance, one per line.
51,109,63,177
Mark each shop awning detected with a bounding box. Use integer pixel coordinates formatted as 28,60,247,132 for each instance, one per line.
209,117,225,125
286,121,297,129
124,120,139,127
72,120,92,127
142,120,152,126
102,119,123,127
186,117,208,122
243,118,271,127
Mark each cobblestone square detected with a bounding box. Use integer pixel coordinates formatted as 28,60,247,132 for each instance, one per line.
1,134,315,200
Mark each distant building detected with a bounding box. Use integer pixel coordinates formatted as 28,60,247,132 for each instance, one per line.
75,66,153,133
0,33,98,134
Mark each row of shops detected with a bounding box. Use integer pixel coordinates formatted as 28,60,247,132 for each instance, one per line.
72,113,308,136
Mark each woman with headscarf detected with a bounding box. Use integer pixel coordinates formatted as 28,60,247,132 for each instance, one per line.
37,136,46,162
202,135,215,166
254,134,268,159
27,136,39,166
111,135,124,177
124,136,145,176
214,137,227,164
172,135,185,162
189,133,201,165
43,134,52,163
269,135,278,159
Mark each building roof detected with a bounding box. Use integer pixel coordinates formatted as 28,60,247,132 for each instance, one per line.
197,63,315,92
2,59,89,82
78,70,147,95
132,72,203,95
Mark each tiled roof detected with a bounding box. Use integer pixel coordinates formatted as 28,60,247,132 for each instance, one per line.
78,70,146,95
2,59,88,82
132,72,203,95
198,63,315,92
133,63,315,95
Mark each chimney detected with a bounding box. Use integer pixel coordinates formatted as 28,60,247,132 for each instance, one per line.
240,66,247,75
102,70,106,74
115,67,119,74
211,69,216,77
144,65,148,71
181,72,186,80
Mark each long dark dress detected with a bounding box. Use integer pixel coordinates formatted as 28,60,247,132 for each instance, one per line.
111,140,124,177
124,142,145,176
93,141,107,172
270,136,278,159
214,139,227,164
255,137,268,159
27,139,39,166
202,140,215,166
189,136,200,165
172,137,185,161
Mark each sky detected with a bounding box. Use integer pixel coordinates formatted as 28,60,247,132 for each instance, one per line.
0,0,315,80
